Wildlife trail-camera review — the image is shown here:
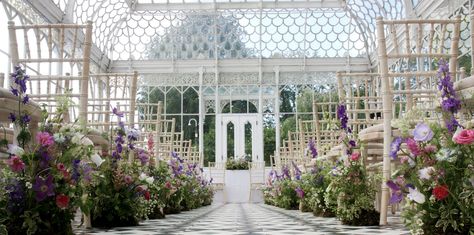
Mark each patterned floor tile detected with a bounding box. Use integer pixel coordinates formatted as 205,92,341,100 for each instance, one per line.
75,203,409,235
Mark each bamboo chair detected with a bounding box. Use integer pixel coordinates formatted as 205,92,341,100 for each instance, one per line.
8,21,93,125
208,161,226,193
376,16,461,225
248,161,265,202
313,100,340,162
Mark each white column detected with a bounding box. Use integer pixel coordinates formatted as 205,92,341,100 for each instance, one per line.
274,67,281,158
198,68,204,166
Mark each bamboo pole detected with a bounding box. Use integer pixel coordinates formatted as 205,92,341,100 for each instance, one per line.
376,16,392,226
129,71,138,127
79,21,93,128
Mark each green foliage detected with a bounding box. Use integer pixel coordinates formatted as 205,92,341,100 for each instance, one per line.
325,160,380,225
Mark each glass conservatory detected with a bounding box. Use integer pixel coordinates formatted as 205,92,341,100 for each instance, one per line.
0,0,473,234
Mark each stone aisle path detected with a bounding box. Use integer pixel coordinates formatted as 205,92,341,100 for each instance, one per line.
78,203,409,235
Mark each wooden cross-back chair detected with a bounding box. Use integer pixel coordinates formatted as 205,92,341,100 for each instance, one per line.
87,72,138,132
8,21,93,124
376,16,461,225
312,100,340,161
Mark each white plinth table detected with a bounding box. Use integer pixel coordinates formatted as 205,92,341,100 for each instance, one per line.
224,170,250,203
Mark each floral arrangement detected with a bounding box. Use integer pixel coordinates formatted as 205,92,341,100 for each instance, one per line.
225,156,250,170
305,163,335,217
87,108,151,228
263,165,299,210
0,66,94,235
387,60,474,234
324,103,380,226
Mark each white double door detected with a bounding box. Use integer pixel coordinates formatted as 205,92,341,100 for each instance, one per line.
215,114,263,163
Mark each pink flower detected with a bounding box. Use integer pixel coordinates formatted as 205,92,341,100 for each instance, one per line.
124,175,133,184
165,181,172,189
57,163,65,171
350,152,360,161
36,132,54,147
453,129,474,145
406,138,421,156
424,145,437,153
7,155,25,172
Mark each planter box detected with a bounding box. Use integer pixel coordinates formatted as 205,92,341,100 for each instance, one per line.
224,170,250,203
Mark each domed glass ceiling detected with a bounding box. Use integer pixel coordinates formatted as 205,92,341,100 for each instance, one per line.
54,0,406,61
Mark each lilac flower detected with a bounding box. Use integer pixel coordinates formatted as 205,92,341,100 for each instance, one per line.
292,161,301,180
308,138,318,158
389,137,403,159
82,163,93,183
137,149,149,165
33,175,55,202
413,123,434,142
295,187,304,199
8,113,16,122
337,104,349,130
71,159,81,182
281,165,290,179
39,150,52,169
112,107,124,118
386,180,403,204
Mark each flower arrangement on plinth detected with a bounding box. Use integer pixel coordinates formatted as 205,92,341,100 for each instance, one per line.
387,59,474,235
225,155,250,170
0,66,94,235
324,103,380,226
87,108,151,228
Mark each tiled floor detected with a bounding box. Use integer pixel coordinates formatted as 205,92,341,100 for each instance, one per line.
77,203,409,235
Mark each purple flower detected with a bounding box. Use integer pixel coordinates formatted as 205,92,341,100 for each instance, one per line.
21,114,30,124
33,175,55,202
349,140,356,147
413,123,434,142
137,149,149,165
445,116,460,133
10,87,19,96
112,107,124,118
39,150,52,169
308,138,318,158
5,179,25,213
337,104,349,130
8,113,16,122
387,180,403,204
22,95,29,104
82,163,93,183
71,159,81,182
390,137,403,159
295,187,304,199
441,97,461,113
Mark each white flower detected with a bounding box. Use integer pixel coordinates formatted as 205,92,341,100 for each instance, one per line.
146,176,154,184
71,133,93,146
418,167,435,180
91,153,105,167
470,177,474,187
81,136,94,146
452,127,463,142
139,173,147,181
408,157,416,168
7,144,24,156
436,148,456,162
71,133,84,145
53,133,66,143
25,182,32,189
407,187,425,204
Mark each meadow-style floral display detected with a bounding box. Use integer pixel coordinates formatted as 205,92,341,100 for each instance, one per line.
324,103,380,226
387,60,474,235
0,66,95,235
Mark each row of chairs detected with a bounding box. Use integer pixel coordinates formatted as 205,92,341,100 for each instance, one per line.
272,14,474,225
